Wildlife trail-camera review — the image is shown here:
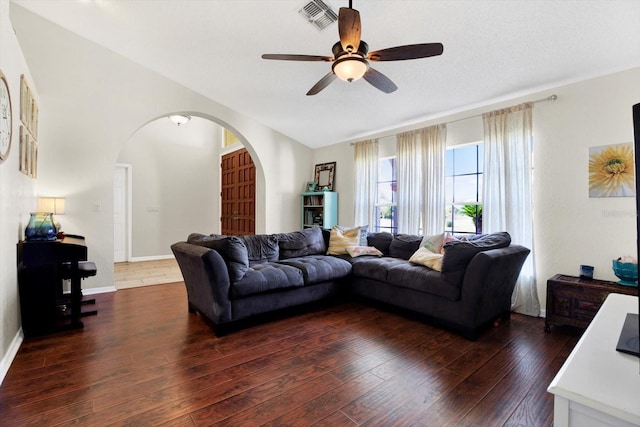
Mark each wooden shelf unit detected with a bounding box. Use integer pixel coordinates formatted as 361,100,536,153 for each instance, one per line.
301,191,337,229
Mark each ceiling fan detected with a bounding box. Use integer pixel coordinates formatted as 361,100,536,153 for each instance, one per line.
261,0,443,95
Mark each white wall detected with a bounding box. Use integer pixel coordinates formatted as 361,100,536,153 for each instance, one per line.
311,143,355,228
10,3,313,293
0,0,37,382
534,69,638,291
317,67,640,310
117,117,222,258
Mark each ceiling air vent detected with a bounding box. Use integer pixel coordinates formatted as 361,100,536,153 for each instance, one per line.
299,0,338,31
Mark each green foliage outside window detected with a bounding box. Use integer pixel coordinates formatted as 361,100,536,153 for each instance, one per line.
460,204,483,232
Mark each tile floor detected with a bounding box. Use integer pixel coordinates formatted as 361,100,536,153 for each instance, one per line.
114,258,182,289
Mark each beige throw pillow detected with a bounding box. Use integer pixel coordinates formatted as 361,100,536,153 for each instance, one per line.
409,247,444,271
327,226,362,255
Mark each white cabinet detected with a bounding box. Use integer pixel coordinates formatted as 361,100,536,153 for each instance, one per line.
547,293,640,427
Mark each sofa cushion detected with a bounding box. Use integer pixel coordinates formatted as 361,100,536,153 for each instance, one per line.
277,255,352,285
385,262,461,301
186,232,224,245
441,231,512,286
350,257,405,282
187,235,249,282
240,234,280,266
388,234,423,260
230,262,304,298
274,227,326,259
366,232,394,256
327,226,362,255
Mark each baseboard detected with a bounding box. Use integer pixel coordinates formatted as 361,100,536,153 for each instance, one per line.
83,285,117,295
129,254,175,262
0,328,24,386
116,281,179,290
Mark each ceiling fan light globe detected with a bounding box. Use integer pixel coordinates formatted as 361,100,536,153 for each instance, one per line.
332,56,369,82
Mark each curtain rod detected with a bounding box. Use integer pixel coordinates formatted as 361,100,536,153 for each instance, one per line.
350,94,558,145
445,94,557,125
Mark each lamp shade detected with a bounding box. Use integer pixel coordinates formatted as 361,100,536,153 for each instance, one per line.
168,114,191,126
37,197,65,215
332,56,369,82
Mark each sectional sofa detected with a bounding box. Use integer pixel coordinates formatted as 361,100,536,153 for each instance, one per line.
171,227,530,339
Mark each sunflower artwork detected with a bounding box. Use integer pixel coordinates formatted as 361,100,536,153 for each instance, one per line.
588,142,635,197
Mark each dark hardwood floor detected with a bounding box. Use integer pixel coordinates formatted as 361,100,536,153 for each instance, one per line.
0,282,579,426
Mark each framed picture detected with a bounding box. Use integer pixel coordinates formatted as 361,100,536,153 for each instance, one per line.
306,181,317,192
20,75,38,145
314,162,336,191
588,142,635,197
31,141,38,179
24,132,32,177
19,126,27,174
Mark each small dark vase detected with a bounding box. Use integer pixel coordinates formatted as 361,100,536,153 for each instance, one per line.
25,212,57,241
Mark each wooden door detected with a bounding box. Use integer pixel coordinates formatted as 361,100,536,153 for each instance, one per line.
221,148,255,236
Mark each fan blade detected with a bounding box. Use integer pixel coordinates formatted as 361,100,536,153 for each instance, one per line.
338,7,361,53
262,54,333,62
306,72,337,96
363,67,397,94
368,43,444,61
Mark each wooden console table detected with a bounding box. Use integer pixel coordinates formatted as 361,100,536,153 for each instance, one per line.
547,293,640,426
545,274,638,332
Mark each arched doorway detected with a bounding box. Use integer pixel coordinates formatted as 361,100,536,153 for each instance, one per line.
115,114,260,263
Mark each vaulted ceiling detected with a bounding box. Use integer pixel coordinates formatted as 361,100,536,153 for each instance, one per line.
11,0,640,148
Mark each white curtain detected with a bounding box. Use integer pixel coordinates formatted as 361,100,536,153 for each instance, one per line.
397,131,421,234
483,102,540,316
354,139,378,228
419,124,447,235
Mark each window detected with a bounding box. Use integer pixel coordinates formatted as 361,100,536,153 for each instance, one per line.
375,157,397,233
445,143,483,235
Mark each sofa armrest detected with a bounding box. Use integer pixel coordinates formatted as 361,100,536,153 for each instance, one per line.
171,242,233,324
459,245,530,325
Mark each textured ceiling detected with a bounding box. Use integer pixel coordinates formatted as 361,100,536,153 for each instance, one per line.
11,0,640,148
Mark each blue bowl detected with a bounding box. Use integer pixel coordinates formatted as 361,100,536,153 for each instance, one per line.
612,260,638,287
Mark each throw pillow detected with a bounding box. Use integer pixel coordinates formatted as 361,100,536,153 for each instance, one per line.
441,233,459,253
409,247,444,271
327,226,362,255
346,246,383,258
336,225,369,246
420,232,445,254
